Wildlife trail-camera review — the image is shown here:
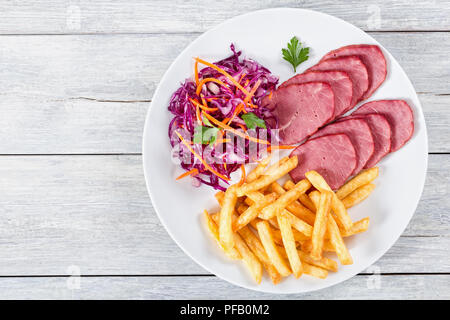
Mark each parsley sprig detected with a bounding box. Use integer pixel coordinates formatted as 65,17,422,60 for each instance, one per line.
193,115,219,146
193,125,219,146
282,36,310,73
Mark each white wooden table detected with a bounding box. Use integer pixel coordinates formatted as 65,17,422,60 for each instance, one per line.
0,1,449,299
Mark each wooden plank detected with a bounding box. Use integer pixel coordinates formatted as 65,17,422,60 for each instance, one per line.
0,275,447,299
0,1,449,34
0,154,448,276
0,33,449,154
1,33,448,100
0,97,148,154
0,93,448,154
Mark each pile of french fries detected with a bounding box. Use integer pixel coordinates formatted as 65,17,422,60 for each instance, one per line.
203,155,379,284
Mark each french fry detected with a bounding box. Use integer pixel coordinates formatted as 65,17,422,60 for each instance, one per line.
298,251,338,272
268,217,280,230
219,185,238,251
342,183,375,208
326,215,353,265
256,220,291,277
232,232,263,283
234,193,277,231
245,190,266,204
309,191,353,264
336,167,379,199
298,194,317,212
260,179,311,219
211,212,219,223
297,214,369,242
236,156,298,197
271,182,316,225
250,218,301,249
212,211,264,283
277,213,303,278
238,227,282,284
249,217,263,230
203,210,241,260
279,209,313,237
339,217,370,237
206,154,372,285
308,190,320,205
237,203,248,215
309,191,352,263
249,218,285,243
301,239,335,253
264,156,289,175
284,180,317,212
272,227,309,245
303,262,328,279
310,191,332,260
305,170,353,231
246,155,272,183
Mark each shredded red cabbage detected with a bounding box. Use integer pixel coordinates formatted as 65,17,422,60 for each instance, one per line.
168,44,279,191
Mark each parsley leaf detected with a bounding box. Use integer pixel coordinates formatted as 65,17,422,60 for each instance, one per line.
282,36,310,73
193,125,219,145
241,112,266,130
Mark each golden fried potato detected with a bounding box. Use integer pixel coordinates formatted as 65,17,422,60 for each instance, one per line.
336,167,378,199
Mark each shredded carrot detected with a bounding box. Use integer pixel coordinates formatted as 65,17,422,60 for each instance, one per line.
214,138,231,144
200,95,211,113
202,112,270,145
176,168,199,180
268,91,273,100
221,117,231,124
238,73,247,84
244,80,262,104
195,103,202,124
238,164,246,186
175,131,230,181
196,77,231,96
194,60,199,86
227,103,244,125
237,123,248,132
190,98,218,112
195,58,251,97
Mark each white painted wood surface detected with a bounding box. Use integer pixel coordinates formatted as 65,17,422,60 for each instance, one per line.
0,1,448,299
0,154,448,277
1,0,449,34
0,33,449,154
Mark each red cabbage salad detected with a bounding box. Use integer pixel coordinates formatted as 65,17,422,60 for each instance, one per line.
168,44,281,191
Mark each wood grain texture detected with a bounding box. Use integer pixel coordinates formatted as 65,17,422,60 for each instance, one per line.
0,154,447,276
0,0,449,299
0,275,447,299
0,1,449,34
0,33,449,154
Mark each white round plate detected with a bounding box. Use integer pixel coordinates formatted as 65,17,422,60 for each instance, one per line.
143,8,428,294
